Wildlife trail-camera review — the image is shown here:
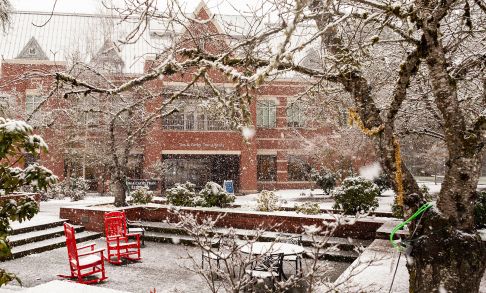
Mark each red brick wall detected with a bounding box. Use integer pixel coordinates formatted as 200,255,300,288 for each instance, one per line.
60,205,385,239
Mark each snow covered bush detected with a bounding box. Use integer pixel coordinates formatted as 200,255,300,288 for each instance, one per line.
373,173,392,195
131,186,154,205
40,177,89,200
295,202,321,215
0,118,57,285
166,182,197,206
198,181,235,207
56,177,89,201
39,183,64,200
256,190,280,212
333,177,379,215
475,191,486,229
311,168,336,194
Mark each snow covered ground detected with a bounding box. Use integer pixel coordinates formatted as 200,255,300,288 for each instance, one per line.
234,180,486,214
333,239,486,293
0,239,348,293
11,195,113,230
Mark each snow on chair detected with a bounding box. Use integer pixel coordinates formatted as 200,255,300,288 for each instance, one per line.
59,223,107,284
104,211,142,265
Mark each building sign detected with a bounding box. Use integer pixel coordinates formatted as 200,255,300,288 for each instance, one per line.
126,179,158,191
178,143,225,148
223,180,234,194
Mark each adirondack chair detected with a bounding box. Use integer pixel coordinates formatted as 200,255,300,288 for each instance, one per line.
59,223,107,284
104,211,142,265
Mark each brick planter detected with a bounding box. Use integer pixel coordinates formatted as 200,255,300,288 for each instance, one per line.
60,204,389,240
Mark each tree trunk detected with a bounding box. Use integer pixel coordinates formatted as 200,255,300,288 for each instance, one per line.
408,214,486,292
112,178,127,207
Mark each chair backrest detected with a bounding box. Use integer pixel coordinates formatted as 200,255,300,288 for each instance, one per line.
64,223,78,262
257,253,284,272
104,211,127,240
278,234,303,245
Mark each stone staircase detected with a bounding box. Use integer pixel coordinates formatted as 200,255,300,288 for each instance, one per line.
5,218,101,260
140,221,372,262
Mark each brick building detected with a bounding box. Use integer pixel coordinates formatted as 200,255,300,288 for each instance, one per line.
0,4,349,194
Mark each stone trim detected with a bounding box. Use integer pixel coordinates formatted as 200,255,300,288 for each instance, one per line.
161,150,241,155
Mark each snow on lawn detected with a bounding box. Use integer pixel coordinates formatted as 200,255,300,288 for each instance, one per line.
235,180,486,214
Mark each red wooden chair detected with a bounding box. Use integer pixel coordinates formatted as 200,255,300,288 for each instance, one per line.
104,211,142,265
59,223,107,284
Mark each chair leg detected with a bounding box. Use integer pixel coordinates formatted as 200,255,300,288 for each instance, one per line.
77,269,83,284
101,258,106,280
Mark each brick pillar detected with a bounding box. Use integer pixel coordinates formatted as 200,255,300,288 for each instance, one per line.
240,143,258,194
276,97,288,187
276,150,288,184
239,98,258,194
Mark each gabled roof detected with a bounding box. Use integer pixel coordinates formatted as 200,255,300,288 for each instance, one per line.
16,36,48,60
0,5,320,76
90,39,125,73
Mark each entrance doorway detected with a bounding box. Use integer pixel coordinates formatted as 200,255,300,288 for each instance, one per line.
162,154,240,191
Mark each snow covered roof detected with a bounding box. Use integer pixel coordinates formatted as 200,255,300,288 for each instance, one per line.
0,11,160,73
0,7,321,75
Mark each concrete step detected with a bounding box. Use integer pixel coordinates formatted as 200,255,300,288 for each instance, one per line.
141,221,372,251
304,247,361,262
8,225,84,247
144,230,361,262
10,231,102,259
375,220,409,240
10,218,68,235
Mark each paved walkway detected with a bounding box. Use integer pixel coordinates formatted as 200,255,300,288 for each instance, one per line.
334,239,486,293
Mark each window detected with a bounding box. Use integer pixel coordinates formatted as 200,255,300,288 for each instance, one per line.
81,111,98,126
287,101,305,128
163,102,230,131
163,111,185,130
257,155,277,181
288,156,312,181
25,95,44,114
257,100,276,128
127,154,144,179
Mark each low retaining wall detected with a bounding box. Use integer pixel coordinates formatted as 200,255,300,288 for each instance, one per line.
60,204,388,240
2,193,41,207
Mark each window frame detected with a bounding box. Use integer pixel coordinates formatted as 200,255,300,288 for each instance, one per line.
257,155,277,181
25,95,44,114
287,100,306,128
287,155,312,181
256,100,276,128
163,101,230,131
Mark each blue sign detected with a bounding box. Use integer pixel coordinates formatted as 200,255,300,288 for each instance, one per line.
223,180,234,194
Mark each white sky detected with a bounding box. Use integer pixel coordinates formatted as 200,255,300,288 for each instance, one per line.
10,0,260,15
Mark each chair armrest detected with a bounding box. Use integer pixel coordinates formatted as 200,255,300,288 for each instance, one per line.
107,235,127,242
77,242,96,251
78,248,105,257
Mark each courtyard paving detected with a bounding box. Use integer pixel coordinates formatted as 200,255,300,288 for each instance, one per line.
0,239,349,293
